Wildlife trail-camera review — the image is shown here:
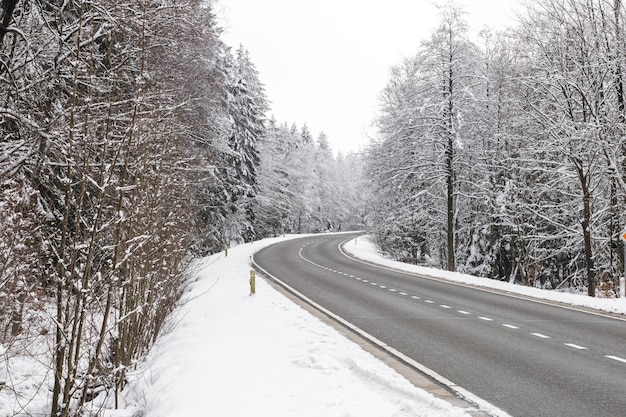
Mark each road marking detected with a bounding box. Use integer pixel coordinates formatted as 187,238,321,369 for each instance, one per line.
370,282,378,286
389,288,397,292
411,296,421,300
379,285,387,289
440,305,451,309
564,343,587,350
362,280,369,283
424,300,435,304
337,241,626,325
478,317,493,321
606,355,626,364
355,277,362,280
349,275,355,278
502,324,519,329
531,333,551,339
265,240,515,417
399,292,408,296
458,310,471,315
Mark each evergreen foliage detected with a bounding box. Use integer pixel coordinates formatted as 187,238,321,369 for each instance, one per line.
0,1,363,414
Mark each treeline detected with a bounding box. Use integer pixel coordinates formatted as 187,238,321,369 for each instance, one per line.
0,0,362,415
367,0,626,297
254,123,365,237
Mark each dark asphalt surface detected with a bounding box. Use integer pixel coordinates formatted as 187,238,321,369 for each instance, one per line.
253,233,626,417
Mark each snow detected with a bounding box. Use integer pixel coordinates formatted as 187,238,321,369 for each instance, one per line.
344,235,626,316
99,234,471,417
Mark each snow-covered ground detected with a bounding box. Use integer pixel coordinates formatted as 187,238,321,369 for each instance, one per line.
343,235,626,316
97,234,472,417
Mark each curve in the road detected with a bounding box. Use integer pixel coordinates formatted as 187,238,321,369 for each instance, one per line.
253,234,626,417
253,235,512,417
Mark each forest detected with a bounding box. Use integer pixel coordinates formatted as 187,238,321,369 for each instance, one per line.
367,0,626,299
1,0,625,415
0,0,363,415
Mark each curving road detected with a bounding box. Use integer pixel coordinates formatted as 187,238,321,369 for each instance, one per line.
253,233,626,417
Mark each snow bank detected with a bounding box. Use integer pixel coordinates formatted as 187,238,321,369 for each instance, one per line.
344,235,626,316
108,235,471,417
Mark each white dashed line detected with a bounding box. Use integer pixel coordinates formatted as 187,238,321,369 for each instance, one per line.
564,343,587,350
300,253,621,370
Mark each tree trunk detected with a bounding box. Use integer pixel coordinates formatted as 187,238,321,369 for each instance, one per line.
445,26,456,272
575,159,595,297
0,0,18,46
446,138,455,271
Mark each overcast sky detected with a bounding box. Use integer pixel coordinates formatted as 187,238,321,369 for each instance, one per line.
217,0,522,155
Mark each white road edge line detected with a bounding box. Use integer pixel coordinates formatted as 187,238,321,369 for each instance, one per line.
606,355,626,364
337,238,626,323
254,252,514,417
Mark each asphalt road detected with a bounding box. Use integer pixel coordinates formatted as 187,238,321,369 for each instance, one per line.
253,233,626,417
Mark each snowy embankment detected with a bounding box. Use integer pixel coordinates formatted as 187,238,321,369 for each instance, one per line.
103,234,470,417
344,235,626,316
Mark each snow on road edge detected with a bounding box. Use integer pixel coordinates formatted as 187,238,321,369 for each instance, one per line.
343,235,626,316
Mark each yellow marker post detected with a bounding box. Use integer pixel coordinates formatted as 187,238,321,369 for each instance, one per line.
249,270,256,295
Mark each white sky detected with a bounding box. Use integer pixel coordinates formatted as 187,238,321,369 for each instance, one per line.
217,0,522,155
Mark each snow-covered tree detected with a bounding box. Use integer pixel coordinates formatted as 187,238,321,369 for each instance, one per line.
254,123,365,236
368,4,482,270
